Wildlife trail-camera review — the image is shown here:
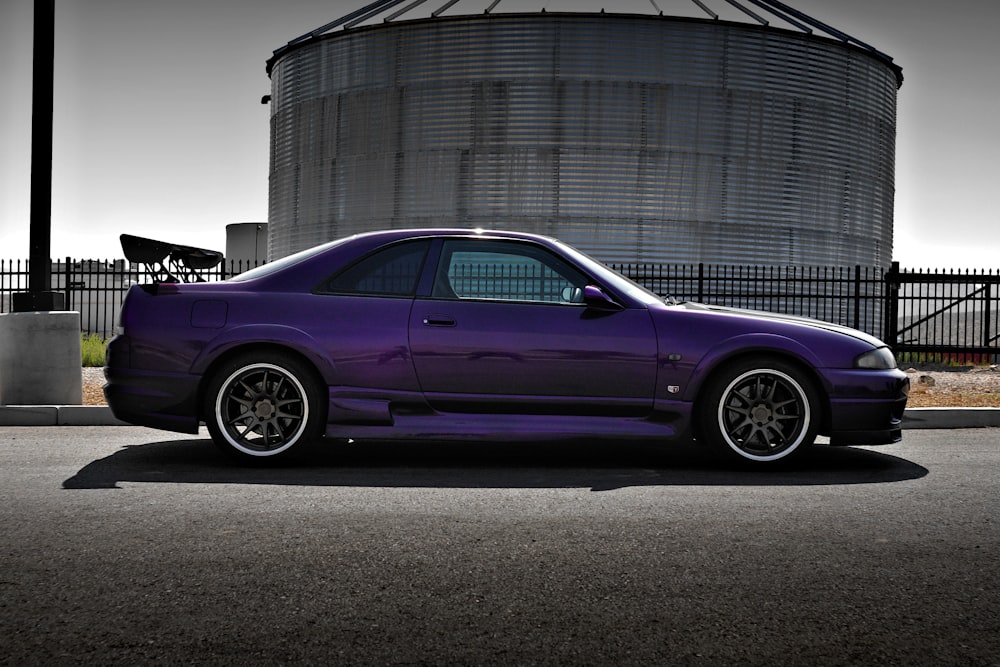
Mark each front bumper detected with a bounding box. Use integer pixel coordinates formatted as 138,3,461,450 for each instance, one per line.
824,369,910,446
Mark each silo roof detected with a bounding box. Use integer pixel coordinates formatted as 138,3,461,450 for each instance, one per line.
266,0,902,85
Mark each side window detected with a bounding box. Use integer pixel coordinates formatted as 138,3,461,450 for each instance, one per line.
433,240,587,304
322,240,429,296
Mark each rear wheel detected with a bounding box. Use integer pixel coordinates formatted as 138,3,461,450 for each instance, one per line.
698,357,820,464
204,352,325,461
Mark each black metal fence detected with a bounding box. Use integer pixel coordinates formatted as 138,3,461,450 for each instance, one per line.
2,257,998,363
611,263,886,336
0,258,259,337
885,263,1000,364
611,261,1000,364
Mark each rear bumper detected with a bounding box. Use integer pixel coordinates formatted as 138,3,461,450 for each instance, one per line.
103,367,202,434
824,369,910,446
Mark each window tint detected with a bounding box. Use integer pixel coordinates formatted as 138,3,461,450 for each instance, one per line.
323,240,429,296
433,240,587,304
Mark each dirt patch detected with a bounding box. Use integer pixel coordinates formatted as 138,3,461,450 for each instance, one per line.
904,367,1000,407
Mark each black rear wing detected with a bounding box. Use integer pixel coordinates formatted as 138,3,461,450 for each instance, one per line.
120,234,223,283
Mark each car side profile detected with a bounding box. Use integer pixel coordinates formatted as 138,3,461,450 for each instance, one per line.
104,229,909,465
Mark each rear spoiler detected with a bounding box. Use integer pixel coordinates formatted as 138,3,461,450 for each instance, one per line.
121,234,223,284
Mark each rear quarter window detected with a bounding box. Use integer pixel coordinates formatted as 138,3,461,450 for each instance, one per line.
319,240,430,297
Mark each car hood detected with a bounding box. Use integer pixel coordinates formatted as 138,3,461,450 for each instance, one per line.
675,301,888,348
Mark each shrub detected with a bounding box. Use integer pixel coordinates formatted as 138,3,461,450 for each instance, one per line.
81,334,107,367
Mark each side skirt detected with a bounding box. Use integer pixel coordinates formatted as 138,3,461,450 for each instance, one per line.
324,410,686,442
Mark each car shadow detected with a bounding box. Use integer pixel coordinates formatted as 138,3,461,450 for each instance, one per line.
63,437,928,491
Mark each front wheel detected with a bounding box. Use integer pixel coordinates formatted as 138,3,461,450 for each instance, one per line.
204,352,326,461
698,357,821,464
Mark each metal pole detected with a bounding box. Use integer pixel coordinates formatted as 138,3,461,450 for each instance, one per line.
13,0,64,312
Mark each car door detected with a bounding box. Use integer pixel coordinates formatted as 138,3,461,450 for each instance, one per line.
310,239,431,421
408,238,658,415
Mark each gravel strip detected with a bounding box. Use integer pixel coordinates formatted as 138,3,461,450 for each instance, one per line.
82,367,106,406
904,366,1000,407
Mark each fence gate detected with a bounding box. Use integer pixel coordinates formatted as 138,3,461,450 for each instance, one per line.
885,262,1000,363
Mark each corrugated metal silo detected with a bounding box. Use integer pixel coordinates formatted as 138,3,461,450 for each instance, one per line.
266,1,902,266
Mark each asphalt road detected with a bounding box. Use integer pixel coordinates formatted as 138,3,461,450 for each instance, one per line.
1,427,998,665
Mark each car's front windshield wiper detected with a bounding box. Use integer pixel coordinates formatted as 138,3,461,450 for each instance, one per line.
663,294,682,306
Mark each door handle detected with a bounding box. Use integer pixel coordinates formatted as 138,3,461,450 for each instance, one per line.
423,314,456,327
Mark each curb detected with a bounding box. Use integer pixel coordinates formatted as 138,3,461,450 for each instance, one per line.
901,408,1000,430
1,405,999,430
0,406,129,427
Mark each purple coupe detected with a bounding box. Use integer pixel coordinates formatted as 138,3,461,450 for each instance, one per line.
104,229,909,465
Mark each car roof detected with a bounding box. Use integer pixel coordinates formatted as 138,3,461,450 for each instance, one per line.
345,228,556,244
227,228,564,287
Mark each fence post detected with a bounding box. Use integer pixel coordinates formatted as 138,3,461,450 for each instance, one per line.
63,256,72,310
697,263,704,303
853,265,861,330
983,281,992,354
884,261,900,349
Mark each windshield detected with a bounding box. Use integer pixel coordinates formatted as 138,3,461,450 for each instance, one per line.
556,243,664,306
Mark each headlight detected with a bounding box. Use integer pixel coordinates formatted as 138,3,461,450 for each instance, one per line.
854,347,897,370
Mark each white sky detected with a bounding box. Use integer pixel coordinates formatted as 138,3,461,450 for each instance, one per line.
0,0,996,268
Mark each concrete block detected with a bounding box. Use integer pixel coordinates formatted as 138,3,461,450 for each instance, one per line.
0,311,83,405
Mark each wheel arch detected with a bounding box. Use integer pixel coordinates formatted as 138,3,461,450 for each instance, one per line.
191,325,335,377
688,346,832,440
195,341,331,424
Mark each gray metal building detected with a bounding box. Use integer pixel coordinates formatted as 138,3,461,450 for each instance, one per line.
266,0,902,266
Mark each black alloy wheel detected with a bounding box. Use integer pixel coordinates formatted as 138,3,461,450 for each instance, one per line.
699,357,821,464
205,352,325,460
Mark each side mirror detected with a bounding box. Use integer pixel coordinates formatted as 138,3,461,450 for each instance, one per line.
582,285,623,311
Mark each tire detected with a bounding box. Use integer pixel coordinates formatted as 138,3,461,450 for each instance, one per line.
204,352,326,461
698,357,821,464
